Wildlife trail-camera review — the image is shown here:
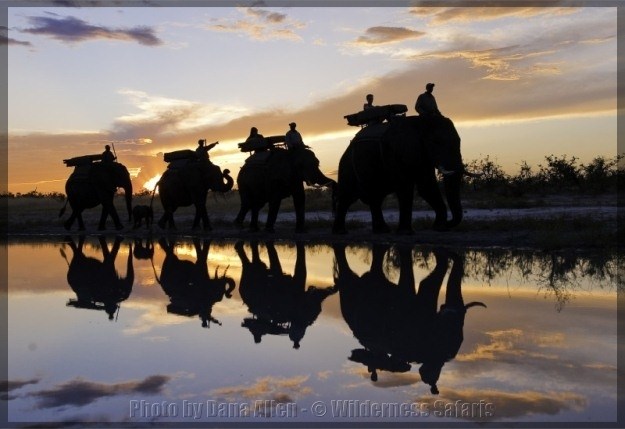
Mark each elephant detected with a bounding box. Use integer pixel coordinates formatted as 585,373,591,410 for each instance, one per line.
132,205,153,229
60,235,134,321
59,161,133,231
234,147,337,233
332,243,485,394
157,158,234,230
155,237,235,328
235,240,336,348
332,115,466,234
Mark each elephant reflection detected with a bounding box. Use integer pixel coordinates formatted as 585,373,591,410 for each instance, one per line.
156,238,235,328
333,244,485,394
60,235,134,320
235,241,336,348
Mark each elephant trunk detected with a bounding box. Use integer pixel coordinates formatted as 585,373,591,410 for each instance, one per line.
124,182,133,222
443,171,463,228
218,169,234,193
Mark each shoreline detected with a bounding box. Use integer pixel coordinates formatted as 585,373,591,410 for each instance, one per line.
4,206,619,252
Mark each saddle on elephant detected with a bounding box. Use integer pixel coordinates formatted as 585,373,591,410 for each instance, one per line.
164,149,207,170
344,104,408,127
238,135,286,153
64,154,118,181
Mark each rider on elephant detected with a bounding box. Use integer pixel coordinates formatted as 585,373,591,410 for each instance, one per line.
285,122,305,150
415,83,442,117
195,139,219,161
101,145,116,163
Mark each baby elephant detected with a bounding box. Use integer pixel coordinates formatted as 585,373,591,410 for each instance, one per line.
132,205,153,229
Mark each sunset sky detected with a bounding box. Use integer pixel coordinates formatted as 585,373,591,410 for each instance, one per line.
6,5,618,194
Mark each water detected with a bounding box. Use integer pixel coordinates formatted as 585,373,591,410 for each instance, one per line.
5,237,619,424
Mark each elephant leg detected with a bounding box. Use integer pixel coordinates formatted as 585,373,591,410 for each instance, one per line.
249,207,260,232
199,205,212,231
108,205,123,230
167,212,177,230
417,175,448,231
158,213,168,229
192,210,201,230
370,199,390,233
77,213,86,231
292,186,306,233
332,198,352,234
265,198,281,233
64,210,76,230
234,206,247,228
98,206,109,230
396,184,415,235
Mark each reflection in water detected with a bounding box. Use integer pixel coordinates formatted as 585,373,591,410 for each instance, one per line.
60,235,134,320
155,237,236,328
333,244,485,394
236,241,336,348
30,236,617,423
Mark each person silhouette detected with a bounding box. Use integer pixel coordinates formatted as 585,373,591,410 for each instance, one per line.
285,122,304,150
415,83,442,116
101,145,116,163
363,94,375,110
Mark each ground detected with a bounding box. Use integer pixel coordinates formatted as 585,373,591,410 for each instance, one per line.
3,192,620,251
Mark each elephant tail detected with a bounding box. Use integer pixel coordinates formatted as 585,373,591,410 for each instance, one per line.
149,179,160,211
58,198,69,218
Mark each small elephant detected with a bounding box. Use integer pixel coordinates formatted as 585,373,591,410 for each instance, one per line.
132,205,153,229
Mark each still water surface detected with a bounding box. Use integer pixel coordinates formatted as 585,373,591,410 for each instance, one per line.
6,237,618,424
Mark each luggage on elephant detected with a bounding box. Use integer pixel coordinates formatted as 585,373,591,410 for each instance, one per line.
63,154,103,167
344,104,408,127
163,149,196,163
238,135,285,152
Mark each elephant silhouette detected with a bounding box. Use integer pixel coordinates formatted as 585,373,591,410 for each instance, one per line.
155,238,235,328
333,116,467,234
60,235,134,321
59,161,133,231
157,156,234,230
333,243,486,394
235,240,336,348
234,147,336,233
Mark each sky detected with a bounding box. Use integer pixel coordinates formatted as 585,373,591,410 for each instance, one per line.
5,4,618,194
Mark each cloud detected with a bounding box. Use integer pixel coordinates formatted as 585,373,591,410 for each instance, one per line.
211,375,312,404
111,89,249,139
353,26,425,46
410,7,580,25
207,7,305,41
21,15,162,46
27,374,170,409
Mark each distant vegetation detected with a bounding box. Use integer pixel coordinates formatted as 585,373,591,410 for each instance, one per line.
1,154,622,200
463,154,623,196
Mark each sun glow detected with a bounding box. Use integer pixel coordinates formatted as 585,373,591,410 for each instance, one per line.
143,174,162,193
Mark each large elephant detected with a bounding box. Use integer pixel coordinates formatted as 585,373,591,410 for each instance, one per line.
333,243,485,394
60,162,133,231
234,147,337,232
60,235,134,321
236,240,336,348
157,159,234,230
332,115,465,234
155,237,235,328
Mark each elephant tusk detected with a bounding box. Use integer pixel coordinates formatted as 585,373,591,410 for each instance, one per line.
437,165,456,176
463,170,484,178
